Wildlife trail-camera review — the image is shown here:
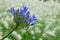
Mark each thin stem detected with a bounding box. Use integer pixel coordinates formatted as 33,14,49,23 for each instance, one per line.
1,24,19,40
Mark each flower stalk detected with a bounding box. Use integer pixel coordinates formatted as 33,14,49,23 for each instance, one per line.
1,23,19,40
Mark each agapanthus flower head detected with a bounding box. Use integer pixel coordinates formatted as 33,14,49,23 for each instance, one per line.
9,5,37,26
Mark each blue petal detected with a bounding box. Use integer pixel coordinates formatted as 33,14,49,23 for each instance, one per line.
29,15,36,22
29,15,37,25
16,9,21,13
30,20,36,25
16,9,19,13
25,20,29,23
25,15,37,25
32,15,37,20
20,5,28,17
9,7,15,14
26,11,30,18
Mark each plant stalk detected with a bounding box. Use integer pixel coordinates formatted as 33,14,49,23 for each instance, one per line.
1,24,19,40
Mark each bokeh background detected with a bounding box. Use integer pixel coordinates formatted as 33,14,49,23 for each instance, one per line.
0,0,60,40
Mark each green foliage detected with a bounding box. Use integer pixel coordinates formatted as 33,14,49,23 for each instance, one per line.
0,0,60,40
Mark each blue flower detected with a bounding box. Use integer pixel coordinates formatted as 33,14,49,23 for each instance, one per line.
9,5,37,26
25,15,37,25
20,5,28,18
9,7,15,15
26,11,30,18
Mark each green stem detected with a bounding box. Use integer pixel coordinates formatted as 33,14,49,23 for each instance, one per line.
1,24,19,40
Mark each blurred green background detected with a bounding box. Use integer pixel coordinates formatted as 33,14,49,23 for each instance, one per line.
0,0,60,40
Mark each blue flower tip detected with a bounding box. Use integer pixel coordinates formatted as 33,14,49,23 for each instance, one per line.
9,7,15,14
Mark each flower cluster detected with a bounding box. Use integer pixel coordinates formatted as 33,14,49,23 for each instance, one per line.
9,5,37,26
